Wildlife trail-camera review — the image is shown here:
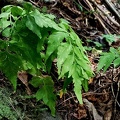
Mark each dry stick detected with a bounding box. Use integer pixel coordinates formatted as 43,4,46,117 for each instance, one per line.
83,92,110,96
57,91,110,107
111,83,117,120
111,80,120,119
57,96,76,106
85,0,111,34
29,0,39,7
115,82,120,107
113,82,120,120
104,0,120,21
93,1,120,27
99,15,119,34
77,0,90,11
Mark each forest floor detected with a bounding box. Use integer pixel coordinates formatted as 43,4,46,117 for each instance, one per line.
0,0,120,120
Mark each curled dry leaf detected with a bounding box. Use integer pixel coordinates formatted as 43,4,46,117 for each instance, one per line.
17,71,31,95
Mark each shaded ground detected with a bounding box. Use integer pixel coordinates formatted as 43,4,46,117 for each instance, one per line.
0,0,120,120
0,72,62,120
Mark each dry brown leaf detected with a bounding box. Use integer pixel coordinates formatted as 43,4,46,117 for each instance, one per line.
104,109,112,120
87,95,97,102
78,104,87,119
88,78,94,84
17,71,31,95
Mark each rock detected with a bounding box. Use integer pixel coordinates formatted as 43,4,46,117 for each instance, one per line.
41,111,62,120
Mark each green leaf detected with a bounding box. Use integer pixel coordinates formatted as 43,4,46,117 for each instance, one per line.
110,47,117,53
72,74,83,104
31,9,47,28
11,6,23,16
94,42,102,47
0,52,23,90
46,32,68,61
63,77,72,90
31,9,61,30
74,47,92,78
2,27,11,37
82,79,88,92
37,29,49,52
44,13,56,20
0,19,11,30
110,47,120,57
29,76,42,88
97,47,120,71
9,42,32,61
70,32,88,62
57,43,72,75
14,17,29,36
68,63,75,78
103,34,120,44
103,34,115,43
59,54,74,78
30,76,56,116
23,2,33,12
1,5,13,13
0,40,7,49
70,63,84,104
113,57,120,67
70,31,85,51
97,52,115,72
58,18,70,31
26,15,42,39
0,12,10,18
46,50,57,73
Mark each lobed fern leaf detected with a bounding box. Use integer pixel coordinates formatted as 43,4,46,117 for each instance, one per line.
97,47,120,72
29,76,56,116
0,51,23,90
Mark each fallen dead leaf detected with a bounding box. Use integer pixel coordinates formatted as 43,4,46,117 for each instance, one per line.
17,71,31,95
89,78,94,84
78,104,87,119
104,109,112,120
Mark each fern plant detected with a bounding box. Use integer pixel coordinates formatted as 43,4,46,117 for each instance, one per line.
97,47,120,72
0,2,93,115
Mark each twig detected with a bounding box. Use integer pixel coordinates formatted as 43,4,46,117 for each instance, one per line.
93,1,120,27
29,0,39,7
115,82,120,107
57,96,76,106
111,82,120,119
85,0,111,34
104,0,120,21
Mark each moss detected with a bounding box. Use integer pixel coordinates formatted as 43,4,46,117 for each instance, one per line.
0,88,21,120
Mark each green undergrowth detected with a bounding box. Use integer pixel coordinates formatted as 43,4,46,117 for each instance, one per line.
0,87,22,120
0,2,93,116
0,83,62,120
97,47,120,72
84,34,120,73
